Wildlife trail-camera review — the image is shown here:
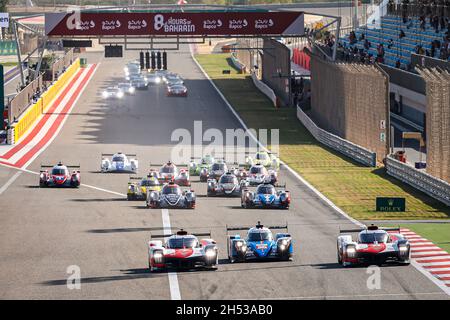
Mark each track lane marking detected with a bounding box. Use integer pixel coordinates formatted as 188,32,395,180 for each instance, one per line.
161,208,181,300
0,171,22,195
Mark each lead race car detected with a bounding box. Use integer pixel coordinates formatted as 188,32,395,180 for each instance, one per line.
241,183,290,209
227,222,293,263
207,172,248,197
148,229,218,272
101,152,138,173
337,225,411,267
146,182,196,209
39,163,80,188
127,175,161,200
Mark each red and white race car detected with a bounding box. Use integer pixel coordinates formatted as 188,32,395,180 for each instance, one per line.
39,163,80,188
148,230,218,271
154,161,191,185
337,225,411,267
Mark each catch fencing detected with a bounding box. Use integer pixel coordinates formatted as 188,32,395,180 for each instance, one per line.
310,54,390,163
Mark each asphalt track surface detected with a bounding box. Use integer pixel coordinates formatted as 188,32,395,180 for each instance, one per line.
0,45,449,300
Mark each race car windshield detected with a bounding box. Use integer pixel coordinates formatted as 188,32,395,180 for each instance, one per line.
212,163,225,171
141,180,159,186
256,185,275,194
250,166,264,174
248,231,273,242
162,186,181,195
219,175,237,184
161,166,175,173
52,168,67,175
167,237,198,249
112,156,125,162
359,233,389,244
256,153,268,160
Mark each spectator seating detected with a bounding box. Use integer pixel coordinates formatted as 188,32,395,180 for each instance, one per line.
340,15,450,68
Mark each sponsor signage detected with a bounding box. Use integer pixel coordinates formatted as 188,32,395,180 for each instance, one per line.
45,12,304,37
0,12,9,28
376,197,406,212
62,39,93,48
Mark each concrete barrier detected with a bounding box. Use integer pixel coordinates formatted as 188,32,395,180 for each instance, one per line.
385,155,450,206
297,106,377,167
251,72,277,107
12,58,81,143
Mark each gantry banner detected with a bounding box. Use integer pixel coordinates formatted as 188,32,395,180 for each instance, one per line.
45,12,304,37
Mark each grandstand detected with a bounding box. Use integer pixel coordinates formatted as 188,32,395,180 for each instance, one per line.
339,1,450,69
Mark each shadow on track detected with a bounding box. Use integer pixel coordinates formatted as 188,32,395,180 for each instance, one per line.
39,268,166,286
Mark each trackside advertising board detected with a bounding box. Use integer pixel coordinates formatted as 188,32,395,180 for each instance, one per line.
45,12,304,37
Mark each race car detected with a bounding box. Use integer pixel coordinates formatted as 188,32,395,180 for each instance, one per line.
337,225,411,267
189,155,215,176
146,73,162,85
101,86,124,99
241,183,290,209
118,82,135,95
166,84,188,97
131,77,148,90
200,160,228,182
174,169,191,187
227,221,293,263
101,152,138,173
148,229,218,271
39,163,80,188
146,182,196,209
245,151,280,170
127,175,161,200
207,172,248,197
244,163,277,186
156,161,178,183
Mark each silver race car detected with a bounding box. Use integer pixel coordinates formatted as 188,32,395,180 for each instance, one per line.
200,160,228,182
244,163,277,186
147,182,196,209
101,86,124,99
101,152,138,173
207,172,248,197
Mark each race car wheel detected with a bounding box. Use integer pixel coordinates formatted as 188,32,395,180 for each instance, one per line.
127,194,134,201
39,181,46,188
228,256,235,264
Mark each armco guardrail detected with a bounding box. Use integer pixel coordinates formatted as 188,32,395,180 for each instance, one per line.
297,106,377,167
385,155,450,206
251,72,277,107
12,58,81,143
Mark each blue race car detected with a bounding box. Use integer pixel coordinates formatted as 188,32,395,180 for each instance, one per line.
240,183,290,209
226,222,293,263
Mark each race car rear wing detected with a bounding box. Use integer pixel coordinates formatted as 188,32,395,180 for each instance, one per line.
150,231,212,239
40,164,80,169
339,225,401,233
102,153,137,157
226,222,289,232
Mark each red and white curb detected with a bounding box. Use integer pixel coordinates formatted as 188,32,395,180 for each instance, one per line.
400,228,450,292
0,64,98,170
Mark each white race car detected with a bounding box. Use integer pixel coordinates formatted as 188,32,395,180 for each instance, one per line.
244,163,277,186
101,86,124,99
101,152,138,173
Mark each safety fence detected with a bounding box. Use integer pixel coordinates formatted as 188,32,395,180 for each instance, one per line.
251,72,277,108
297,106,377,167
8,74,44,123
230,54,246,73
12,58,80,143
385,155,450,206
